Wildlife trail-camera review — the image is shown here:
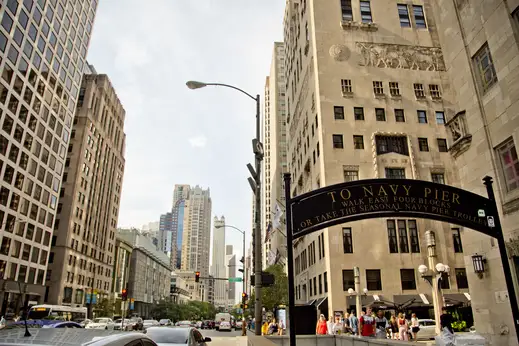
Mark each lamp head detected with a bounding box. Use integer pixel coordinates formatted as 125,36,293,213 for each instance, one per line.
347,288,355,294
363,288,369,294
418,264,428,274
435,263,446,273
186,81,207,90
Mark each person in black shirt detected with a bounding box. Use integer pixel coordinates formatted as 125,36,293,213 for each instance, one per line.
440,307,454,334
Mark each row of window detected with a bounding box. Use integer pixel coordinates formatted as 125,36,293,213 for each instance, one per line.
331,133,448,153
333,106,446,125
343,167,446,185
342,266,469,292
340,1,427,29
296,271,329,300
294,232,325,275
341,80,441,100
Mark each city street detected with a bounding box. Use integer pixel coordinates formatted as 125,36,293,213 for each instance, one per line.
200,328,245,338
199,328,247,346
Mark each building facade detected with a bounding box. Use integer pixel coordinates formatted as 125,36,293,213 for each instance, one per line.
429,0,519,344
180,185,211,301
262,42,289,271
211,215,227,307
173,270,206,302
118,229,171,318
284,0,469,319
46,70,125,306
171,184,190,270
0,0,99,315
225,245,236,307
158,212,173,256
170,271,191,305
112,237,132,302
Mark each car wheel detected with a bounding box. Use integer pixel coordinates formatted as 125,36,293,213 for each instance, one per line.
105,327,108,330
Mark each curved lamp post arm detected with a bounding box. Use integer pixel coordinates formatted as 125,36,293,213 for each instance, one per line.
219,224,245,235
205,83,257,102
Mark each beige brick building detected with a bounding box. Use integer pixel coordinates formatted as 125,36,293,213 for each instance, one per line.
430,0,519,344
47,69,126,307
283,0,470,325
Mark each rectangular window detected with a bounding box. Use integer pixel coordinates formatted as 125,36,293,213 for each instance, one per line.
497,138,519,191
353,135,364,149
430,84,441,99
342,269,355,291
318,274,323,294
431,172,445,184
397,220,409,253
437,138,448,152
453,228,463,253
344,169,359,182
436,111,445,124
333,134,344,149
341,79,352,93
473,43,498,92
385,168,406,179
360,1,372,23
334,106,345,120
373,81,384,95
440,275,450,289
455,268,469,289
343,227,353,253
324,272,328,293
354,107,364,120
418,138,429,152
340,0,353,21
414,83,425,98
387,220,398,253
417,110,427,123
389,82,400,96
375,108,386,121
408,220,420,253
366,269,382,291
395,109,405,122
412,5,427,28
400,269,417,290
397,4,411,27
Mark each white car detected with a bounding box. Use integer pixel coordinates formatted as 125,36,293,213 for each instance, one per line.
159,319,172,326
219,321,232,331
113,318,132,330
143,319,160,329
416,318,437,340
85,317,116,330
84,333,158,345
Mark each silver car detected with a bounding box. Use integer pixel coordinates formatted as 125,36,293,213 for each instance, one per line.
145,326,212,346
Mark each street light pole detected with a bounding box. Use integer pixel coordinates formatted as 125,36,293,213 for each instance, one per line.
186,81,263,334
215,225,246,292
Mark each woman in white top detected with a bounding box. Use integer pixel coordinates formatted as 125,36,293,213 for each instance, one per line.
410,313,420,340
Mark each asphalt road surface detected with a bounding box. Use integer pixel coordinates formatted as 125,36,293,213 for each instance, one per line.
200,328,245,338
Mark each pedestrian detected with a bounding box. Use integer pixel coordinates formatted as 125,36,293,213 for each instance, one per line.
359,308,375,338
374,310,389,339
348,311,358,335
241,318,247,336
397,313,408,341
440,308,454,334
389,315,399,340
316,314,328,335
410,313,420,340
278,319,285,335
261,320,269,335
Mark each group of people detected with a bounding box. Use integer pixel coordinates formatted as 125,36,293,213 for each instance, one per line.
260,317,285,336
315,307,454,341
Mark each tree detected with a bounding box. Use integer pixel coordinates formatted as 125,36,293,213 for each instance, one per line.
94,297,115,318
149,301,217,322
246,264,289,314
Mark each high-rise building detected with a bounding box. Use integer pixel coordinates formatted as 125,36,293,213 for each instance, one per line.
211,216,227,307
171,184,190,269
430,1,519,344
0,0,99,314
283,0,468,319
158,212,173,255
47,70,126,305
180,185,211,300
262,42,288,270
225,245,236,307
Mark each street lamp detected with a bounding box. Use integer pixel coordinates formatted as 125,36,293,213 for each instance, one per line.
418,262,450,335
215,224,246,288
187,80,262,335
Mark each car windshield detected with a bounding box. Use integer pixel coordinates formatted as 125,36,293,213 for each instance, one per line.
93,318,109,323
144,320,155,323
147,328,190,344
159,319,169,323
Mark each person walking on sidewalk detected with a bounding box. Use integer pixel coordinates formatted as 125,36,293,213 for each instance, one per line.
349,311,358,335
316,314,328,335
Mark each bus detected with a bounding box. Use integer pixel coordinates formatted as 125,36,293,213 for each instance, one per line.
28,305,87,322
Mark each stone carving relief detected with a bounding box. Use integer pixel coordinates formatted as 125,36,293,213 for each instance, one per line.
329,44,350,61
356,42,446,71
449,116,465,142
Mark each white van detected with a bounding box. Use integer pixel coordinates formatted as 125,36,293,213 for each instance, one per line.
214,313,231,331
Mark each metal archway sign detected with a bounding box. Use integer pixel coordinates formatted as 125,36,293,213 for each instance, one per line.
282,174,519,346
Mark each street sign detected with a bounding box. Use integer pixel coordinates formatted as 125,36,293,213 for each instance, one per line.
478,209,486,217
228,277,242,283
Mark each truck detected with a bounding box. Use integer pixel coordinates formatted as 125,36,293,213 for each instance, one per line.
214,312,231,331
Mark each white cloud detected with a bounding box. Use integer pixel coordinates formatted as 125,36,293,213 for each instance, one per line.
188,135,208,148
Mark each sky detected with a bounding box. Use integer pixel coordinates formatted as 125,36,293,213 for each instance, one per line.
86,1,285,275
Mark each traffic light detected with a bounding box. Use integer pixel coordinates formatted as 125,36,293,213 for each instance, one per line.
195,271,200,282
121,288,128,301
244,304,248,309
242,292,248,300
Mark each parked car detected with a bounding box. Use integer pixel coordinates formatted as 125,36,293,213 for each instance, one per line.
159,319,172,326
85,318,115,330
146,326,212,346
219,321,232,332
416,319,437,340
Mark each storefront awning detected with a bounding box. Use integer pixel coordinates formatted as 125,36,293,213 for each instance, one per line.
392,294,432,308
307,299,316,306
444,293,471,307
314,297,328,309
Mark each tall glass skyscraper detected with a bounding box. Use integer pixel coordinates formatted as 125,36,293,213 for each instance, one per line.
0,0,98,315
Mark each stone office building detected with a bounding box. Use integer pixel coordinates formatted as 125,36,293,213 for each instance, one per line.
284,0,470,320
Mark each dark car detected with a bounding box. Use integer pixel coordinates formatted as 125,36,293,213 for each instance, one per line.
201,320,214,329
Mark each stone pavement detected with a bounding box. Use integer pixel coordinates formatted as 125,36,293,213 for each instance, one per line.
208,335,248,346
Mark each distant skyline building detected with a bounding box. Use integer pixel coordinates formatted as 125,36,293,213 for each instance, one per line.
159,212,173,255
211,216,226,307
225,245,236,307
171,184,190,269
180,185,211,301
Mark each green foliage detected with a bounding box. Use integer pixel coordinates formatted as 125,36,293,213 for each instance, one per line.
94,298,116,318
452,320,467,332
245,264,288,313
150,301,217,322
